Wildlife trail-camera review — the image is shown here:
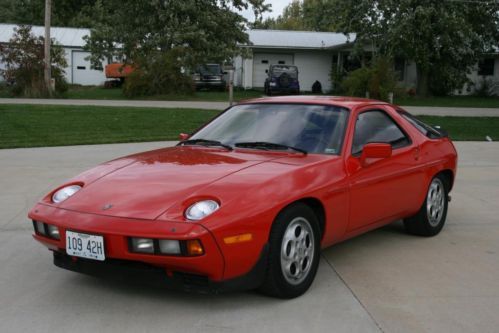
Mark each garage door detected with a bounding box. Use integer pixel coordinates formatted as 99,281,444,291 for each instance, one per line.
252,53,294,88
72,51,106,86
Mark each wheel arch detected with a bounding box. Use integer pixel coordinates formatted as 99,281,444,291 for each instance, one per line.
437,169,454,192
277,197,326,240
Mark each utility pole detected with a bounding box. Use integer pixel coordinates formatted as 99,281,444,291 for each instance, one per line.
44,0,52,96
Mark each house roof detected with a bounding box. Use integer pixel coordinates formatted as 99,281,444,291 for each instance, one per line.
246,29,356,50
0,24,89,48
0,24,356,50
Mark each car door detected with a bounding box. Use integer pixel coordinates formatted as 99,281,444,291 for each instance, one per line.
346,107,426,232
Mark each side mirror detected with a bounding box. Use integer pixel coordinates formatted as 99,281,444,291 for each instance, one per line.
179,133,190,141
360,143,392,167
265,69,269,74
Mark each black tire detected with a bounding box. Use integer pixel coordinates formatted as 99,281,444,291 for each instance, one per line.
259,203,321,298
404,174,449,237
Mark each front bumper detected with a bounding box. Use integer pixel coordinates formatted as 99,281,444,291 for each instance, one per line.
269,86,300,94
53,245,268,294
29,204,225,281
194,81,226,89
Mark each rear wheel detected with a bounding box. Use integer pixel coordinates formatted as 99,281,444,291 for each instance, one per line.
404,174,449,236
259,203,320,298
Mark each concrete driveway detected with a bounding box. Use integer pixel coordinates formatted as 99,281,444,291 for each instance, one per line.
0,142,498,332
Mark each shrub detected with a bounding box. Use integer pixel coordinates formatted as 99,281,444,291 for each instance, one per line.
340,58,398,101
0,25,68,97
123,49,194,97
474,76,499,97
341,66,371,97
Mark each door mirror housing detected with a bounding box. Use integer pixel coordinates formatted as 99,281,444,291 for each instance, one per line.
179,133,190,141
360,143,392,167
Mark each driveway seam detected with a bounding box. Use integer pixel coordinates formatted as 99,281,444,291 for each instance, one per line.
321,253,385,333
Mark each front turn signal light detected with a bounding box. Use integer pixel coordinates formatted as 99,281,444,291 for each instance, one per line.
185,240,204,256
223,233,253,244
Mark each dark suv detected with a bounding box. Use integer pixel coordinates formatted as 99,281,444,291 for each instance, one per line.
264,65,300,95
192,64,226,91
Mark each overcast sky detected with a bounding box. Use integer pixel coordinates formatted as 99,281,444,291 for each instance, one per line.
239,0,294,21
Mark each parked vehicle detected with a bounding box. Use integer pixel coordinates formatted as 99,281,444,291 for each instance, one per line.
29,96,457,298
104,63,135,88
192,64,226,91
264,64,300,95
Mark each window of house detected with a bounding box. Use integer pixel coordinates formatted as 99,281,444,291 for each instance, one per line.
478,58,495,76
278,60,286,64
261,60,269,64
352,110,410,155
76,66,86,70
394,57,405,81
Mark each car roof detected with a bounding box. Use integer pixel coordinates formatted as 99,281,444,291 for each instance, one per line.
238,95,390,110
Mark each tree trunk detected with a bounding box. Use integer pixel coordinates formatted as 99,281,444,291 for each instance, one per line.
416,65,430,98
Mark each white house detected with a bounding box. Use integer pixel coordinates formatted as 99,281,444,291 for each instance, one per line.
233,29,356,92
1,23,497,93
0,23,108,86
236,29,499,94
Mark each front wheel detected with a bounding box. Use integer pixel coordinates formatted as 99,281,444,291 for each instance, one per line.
404,174,449,236
259,203,320,298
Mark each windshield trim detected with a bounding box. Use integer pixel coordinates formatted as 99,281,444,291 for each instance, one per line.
187,102,351,157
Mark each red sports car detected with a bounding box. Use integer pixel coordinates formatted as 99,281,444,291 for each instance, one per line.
29,96,457,298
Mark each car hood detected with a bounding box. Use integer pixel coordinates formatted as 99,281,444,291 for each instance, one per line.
58,146,290,220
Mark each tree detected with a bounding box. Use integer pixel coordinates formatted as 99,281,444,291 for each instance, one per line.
323,0,499,96
0,25,67,97
252,0,336,31
0,0,98,27
84,0,268,96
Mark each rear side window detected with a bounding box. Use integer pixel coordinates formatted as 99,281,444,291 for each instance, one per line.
352,110,410,155
399,111,442,139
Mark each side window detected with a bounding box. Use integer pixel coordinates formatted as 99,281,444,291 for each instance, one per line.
352,110,410,155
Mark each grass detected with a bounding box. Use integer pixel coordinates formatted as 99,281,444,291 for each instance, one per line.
3,84,499,107
394,96,499,108
0,104,220,149
0,104,497,149
418,116,499,141
64,85,263,102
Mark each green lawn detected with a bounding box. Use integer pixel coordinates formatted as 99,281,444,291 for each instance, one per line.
418,116,498,141
0,104,220,149
0,104,497,149
3,84,499,108
395,96,499,108
66,87,499,107
64,85,264,102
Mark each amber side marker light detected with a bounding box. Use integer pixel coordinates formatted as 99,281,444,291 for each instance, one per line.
186,240,204,256
223,233,253,245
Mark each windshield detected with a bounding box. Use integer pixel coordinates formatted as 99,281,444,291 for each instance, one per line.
190,104,350,155
197,64,221,75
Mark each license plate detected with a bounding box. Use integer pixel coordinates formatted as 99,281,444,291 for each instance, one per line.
66,231,105,261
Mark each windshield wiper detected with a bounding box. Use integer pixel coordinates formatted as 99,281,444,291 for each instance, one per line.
178,139,233,151
234,141,307,155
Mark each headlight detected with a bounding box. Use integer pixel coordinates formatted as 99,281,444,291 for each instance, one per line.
52,185,82,203
185,200,220,221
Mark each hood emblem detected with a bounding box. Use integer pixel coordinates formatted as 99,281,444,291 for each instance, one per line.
102,203,113,211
